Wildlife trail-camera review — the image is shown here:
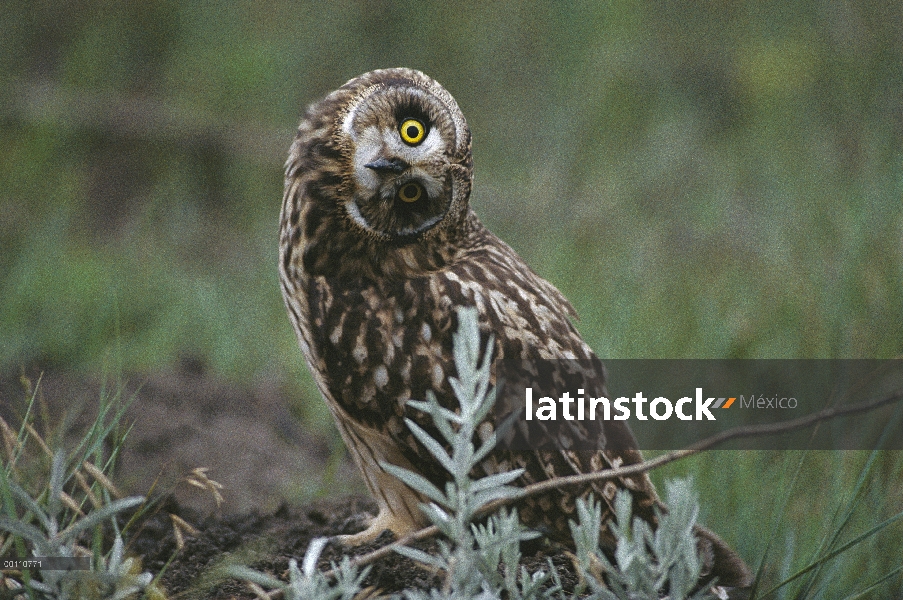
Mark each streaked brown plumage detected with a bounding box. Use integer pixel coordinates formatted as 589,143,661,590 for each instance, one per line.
279,68,751,587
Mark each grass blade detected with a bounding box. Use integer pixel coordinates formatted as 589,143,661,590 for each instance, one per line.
760,509,903,598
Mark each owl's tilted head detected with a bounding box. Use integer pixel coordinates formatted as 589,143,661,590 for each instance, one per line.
282,69,475,280
334,69,472,240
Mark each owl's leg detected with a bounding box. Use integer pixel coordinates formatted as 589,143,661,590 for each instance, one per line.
335,417,429,546
337,502,419,546
336,465,425,545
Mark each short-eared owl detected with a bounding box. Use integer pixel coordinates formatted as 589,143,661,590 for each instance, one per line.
279,68,750,587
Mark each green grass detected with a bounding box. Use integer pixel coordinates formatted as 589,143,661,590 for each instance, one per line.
0,377,166,598
3,2,901,378
648,450,903,597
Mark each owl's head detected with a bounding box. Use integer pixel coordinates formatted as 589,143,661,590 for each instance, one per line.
287,68,473,246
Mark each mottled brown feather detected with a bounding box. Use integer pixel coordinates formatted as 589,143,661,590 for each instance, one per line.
279,68,751,588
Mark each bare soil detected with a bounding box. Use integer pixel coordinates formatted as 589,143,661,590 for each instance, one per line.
0,367,578,598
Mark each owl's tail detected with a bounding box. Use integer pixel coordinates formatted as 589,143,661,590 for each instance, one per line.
694,523,754,589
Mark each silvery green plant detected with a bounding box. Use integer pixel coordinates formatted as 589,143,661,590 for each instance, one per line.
385,307,560,599
226,536,370,600
568,479,718,600
0,450,153,599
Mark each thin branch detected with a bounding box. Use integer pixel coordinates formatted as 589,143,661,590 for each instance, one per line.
514,388,903,501
332,389,903,577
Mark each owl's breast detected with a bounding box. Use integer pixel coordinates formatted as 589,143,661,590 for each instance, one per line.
306,274,457,436
304,242,602,434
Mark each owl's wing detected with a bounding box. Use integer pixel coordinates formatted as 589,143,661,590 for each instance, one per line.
373,229,659,543
448,234,751,587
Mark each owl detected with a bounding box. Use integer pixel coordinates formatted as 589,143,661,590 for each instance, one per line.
279,68,751,588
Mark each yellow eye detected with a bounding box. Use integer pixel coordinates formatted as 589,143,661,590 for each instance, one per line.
399,119,425,145
398,182,423,203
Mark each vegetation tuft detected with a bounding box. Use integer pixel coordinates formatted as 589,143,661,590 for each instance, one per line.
228,308,725,599
0,378,165,599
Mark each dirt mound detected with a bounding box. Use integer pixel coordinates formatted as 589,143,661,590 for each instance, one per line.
128,495,577,598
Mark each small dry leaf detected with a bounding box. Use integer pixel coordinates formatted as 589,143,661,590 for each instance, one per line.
354,586,382,600
74,470,102,509
245,581,274,600
0,416,21,464
59,491,87,516
24,423,52,459
83,461,124,498
169,512,200,549
171,521,185,550
170,513,200,536
185,467,225,507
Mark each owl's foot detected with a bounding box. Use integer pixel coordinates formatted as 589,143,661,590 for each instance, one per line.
337,509,419,546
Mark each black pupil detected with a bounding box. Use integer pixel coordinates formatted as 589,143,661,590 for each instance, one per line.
406,125,419,138
404,185,416,196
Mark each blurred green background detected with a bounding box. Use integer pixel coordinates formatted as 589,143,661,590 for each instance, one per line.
1,1,902,594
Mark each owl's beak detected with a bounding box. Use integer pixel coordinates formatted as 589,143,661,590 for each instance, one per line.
364,156,409,174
